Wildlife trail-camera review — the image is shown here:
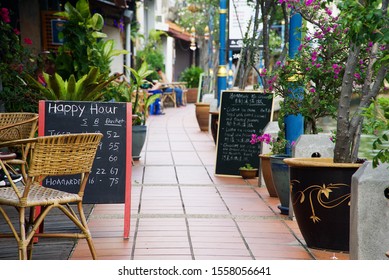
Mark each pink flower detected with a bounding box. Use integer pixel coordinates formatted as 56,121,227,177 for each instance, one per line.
13,28,20,35
332,64,342,75
305,0,314,6
24,38,33,45
1,8,10,23
311,51,318,62
325,8,332,16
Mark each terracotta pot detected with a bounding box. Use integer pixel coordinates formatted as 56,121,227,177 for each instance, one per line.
195,102,210,131
186,88,198,103
259,154,278,197
284,157,361,252
239,168,258,179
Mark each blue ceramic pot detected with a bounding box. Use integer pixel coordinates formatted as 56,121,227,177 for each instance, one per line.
270,154,291,215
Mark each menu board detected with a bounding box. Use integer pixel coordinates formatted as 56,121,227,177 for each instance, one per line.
215,90,273,176
38,100,131,204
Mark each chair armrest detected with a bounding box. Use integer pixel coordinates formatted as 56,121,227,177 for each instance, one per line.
0,137,38,149
0,115,39,132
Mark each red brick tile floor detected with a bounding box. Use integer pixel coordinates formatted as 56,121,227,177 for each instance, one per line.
70,104,349,260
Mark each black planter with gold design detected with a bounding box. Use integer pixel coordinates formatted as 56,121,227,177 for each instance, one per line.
284,158,361,252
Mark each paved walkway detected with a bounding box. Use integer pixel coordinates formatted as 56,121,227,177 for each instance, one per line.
71,104,349,260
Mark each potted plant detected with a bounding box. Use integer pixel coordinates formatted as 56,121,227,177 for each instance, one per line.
53,0,128,80
250,129,292,214
118,62,160,160
270,0,388,251
239,163,258,179
179,66,203,103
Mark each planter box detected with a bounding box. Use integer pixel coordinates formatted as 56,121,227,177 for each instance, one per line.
186,88,198,103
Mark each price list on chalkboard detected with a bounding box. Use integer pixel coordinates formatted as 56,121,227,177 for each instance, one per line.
39,100,131,204
215,91,273,176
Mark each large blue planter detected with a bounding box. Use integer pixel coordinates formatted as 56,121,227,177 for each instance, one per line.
270,154,291,215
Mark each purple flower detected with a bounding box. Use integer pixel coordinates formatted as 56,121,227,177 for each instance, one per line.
311,51,318,62
305,0,314,6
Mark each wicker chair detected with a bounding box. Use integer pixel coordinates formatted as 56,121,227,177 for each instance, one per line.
0,133,103,260
0,113,39,143
0,113,39,180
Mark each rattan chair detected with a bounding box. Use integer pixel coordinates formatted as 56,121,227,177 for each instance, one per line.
0,113,39,143
0,133,103,260
0,113,39,181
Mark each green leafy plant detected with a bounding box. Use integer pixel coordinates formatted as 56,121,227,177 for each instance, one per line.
270,0,388,164
0,4,41,112
25,67,117,101
239,163,257,170
53,0,128,80
122,62,161,126
363,97,389,167
179,66,204,88
135,29,166,80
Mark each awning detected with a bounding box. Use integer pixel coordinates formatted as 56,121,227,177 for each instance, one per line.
166,20,191,42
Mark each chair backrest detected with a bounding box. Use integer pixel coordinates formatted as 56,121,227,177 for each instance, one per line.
0,113,39,142
27,133,103,178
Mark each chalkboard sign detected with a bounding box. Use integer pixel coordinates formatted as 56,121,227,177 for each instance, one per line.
215,90,273,176
38,100,131,204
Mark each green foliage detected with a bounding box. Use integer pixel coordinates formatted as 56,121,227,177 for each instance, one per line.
363,97,389,168
362,97,389,135
240,163,256,170
0,79,42,112
54,0,128,80
0,4,41,112
175,0,220,42
135,29,167,80
372,133,389,168
25,67,117,101
179,66,203,88
118,62,161,126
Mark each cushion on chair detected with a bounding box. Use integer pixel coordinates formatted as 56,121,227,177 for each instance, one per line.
0,184,81,207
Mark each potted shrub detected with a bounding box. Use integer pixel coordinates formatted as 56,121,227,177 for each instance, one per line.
179,66,203,103
122,62,160,160
239,163,258,179
270,0,388,251
250,128,292,214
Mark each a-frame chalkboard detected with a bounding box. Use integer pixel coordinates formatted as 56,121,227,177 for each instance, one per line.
39,100,132,238
215,90,274,177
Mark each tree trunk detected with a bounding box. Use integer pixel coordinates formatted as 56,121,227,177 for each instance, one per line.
333,43,360,163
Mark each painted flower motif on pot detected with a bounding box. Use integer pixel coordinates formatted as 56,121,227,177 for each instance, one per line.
291,180,350,224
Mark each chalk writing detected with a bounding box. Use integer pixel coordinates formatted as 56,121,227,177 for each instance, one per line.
215,91,273,176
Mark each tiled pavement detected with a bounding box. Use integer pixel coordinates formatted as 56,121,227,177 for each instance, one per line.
70,103,349,260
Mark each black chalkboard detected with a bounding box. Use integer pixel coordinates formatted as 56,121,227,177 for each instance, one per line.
39,100,131,204
215,90,274,176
